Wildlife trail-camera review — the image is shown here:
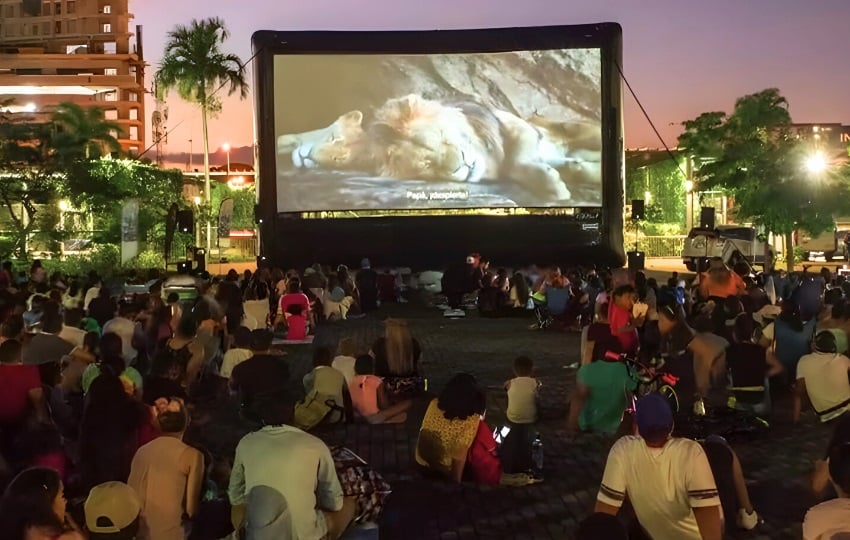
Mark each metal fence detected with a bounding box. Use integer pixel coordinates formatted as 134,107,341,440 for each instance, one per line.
624,235,688,258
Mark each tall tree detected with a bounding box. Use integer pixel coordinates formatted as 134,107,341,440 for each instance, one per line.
51,102,122,163
0,109,61,258
154,17,248,259
678,88,850,271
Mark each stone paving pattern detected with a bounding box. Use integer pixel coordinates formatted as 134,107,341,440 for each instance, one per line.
189,295,833,539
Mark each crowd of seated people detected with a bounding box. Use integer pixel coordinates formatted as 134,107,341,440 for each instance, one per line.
550,258,850,537
0,258,411,539
2,255,850,539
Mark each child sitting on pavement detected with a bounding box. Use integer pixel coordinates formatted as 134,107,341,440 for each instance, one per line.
349,354,410,424
500,356,540,473
285,304,308,341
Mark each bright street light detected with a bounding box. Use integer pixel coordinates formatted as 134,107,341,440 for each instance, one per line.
644,191,652,203
806,151,828,174
193,196,202,206
685,180,694,192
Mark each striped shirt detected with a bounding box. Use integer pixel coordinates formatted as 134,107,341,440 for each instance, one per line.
598,436,720,540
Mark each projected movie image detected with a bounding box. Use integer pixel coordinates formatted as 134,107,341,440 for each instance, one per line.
274,50,603,213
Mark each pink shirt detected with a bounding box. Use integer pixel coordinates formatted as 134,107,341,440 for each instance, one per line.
279,293,311,318
349,375,382,417
609,304,638,354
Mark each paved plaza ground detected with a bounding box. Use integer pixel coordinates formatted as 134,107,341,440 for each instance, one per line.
190,293,834,540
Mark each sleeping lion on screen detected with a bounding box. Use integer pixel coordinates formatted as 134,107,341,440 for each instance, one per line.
276,94,601,201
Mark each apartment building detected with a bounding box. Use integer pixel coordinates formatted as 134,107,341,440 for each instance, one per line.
0,0,145,155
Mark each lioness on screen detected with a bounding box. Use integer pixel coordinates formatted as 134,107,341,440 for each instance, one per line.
273,50,603,213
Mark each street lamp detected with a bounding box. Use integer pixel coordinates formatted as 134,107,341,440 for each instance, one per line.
806,151,827,175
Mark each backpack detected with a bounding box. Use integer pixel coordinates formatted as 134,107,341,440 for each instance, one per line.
293,390,344,431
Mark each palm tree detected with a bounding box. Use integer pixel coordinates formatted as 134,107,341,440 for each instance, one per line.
155,17,248,258
51,102,122,162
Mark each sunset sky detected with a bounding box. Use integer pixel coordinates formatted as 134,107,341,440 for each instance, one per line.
133,0,850,167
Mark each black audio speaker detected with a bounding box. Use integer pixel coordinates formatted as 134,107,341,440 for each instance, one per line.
176,210,194,234
631,199,645,221
700,207,716,229
627,250,645,271
193,248,206,274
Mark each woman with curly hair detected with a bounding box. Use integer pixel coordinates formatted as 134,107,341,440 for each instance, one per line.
0,467,84,539
415,374,534,486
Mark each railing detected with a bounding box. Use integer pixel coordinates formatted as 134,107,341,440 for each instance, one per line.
624,235,688,258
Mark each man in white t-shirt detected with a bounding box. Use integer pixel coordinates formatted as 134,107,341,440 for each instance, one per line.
595,393,722,540
803,443,850,539
228,396,356,539
102,302,141,365
795,329,850,423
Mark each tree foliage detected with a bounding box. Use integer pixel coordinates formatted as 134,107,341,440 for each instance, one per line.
678,88,850,239
0,105,62,257
51,102,122,163
64,159,184,244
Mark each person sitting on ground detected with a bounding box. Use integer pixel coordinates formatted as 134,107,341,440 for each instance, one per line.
142,347,188,407
229,330,289,419
509,271,530,309
102,301,143,367
128,398,204,540
82,332,144,399
699,257,746,300
758,300,816,379
794,329,850,424
332,337,359,386
688,315,730,408
0,467,85,539
505,356,539,425
567,339,637,436
725,314,782,414
84,481,142,540
79,373,157,491
162,314,204,389
285,304,308,340
583,301,619,366
609,284,643,355
23,304,74,367
499,356,540,473
803,443,850,539
0,339,49,454
219,326,254,379
372,319,424,401
58,308,87,348
276,278,311,330
59,331,99,405
228,392,356,540
355,258,379,313
595,393,722,540
348,354,410,424
302,347,348,424
241,284,270,331
700,435,761,531
415,373,534,486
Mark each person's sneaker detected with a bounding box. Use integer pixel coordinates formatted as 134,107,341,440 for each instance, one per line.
737,509,760,530
435,303,450,311
397,297,409,303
